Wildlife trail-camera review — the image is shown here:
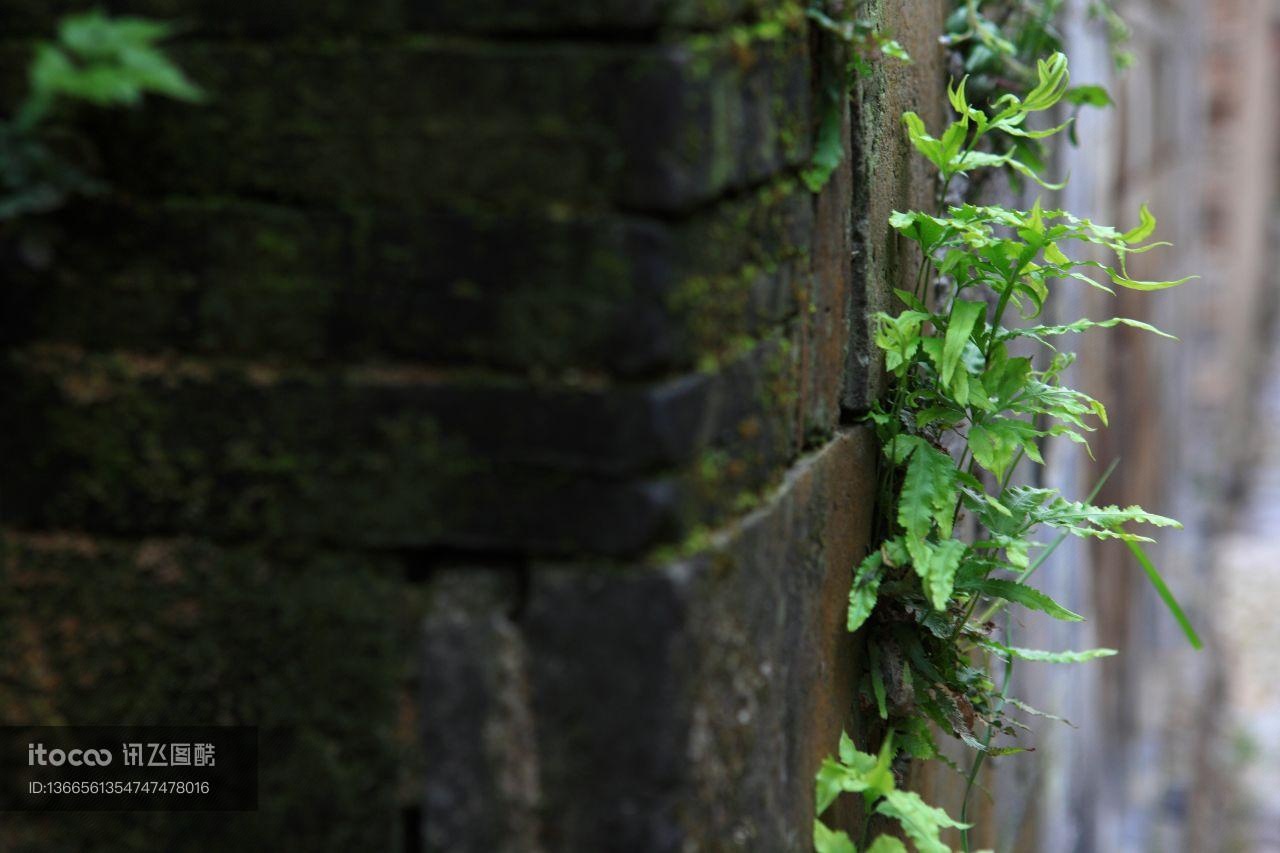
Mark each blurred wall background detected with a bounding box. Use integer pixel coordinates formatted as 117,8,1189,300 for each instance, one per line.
991,0,1280,850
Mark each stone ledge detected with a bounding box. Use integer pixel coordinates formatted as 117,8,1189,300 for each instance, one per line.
421,428,877,850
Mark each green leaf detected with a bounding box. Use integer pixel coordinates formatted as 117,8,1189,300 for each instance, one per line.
1008,156,1067,190
1064,84,1114,107
952,149,1013,171
1124,539,1203,649
969,579,1084,622
1007,488,1181,541
894,287,929,312
1121,202,1157,243
1108,271,1197,291
924,538,966,610
803,94,845,192
815,758,870,814
1006,697,1075,727
981,639,1117,663
879,39,911,62
814,821,857,853
942,300,986,385
848,551,883,633
897,443,958,542
876,789,968,853
999,117,1075,139
868,642,888,720
967,419,1036,480
839,731,878,772
866,836,908,853
874,311,928,373
1001,317,1176,342
903,111,949,172
1021,52,1071,113
864,735,897,800
33,11,203,108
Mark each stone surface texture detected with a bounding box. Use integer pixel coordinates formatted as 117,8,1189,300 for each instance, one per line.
0,1,947,850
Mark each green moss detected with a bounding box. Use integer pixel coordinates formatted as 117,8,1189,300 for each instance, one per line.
0,534,408,851
1,353,479,546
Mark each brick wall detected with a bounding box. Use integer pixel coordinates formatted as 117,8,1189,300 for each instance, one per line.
0,1,945,850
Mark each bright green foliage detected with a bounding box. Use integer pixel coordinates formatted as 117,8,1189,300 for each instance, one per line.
865,836,908,853
964,579,1082,622
1125,539,1204,648
877,790,968,853
814,821,858,853
816,47,1201,851
815,733,967,853
941,0,1130,181
980,640,1117,664
27,12,202,119
1,11,201,220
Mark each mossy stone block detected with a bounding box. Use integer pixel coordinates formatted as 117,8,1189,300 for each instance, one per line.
72,33,809,212
0,533,410,852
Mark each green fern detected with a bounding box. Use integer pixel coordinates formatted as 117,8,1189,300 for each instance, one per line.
816,44,1200,853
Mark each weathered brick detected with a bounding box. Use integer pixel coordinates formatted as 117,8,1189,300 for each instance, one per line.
413,0,778,33
842,0,948,412
0,532,411,852
1,200,349,360
520,429,877,851
0,337,803,554
1,179,812,375
798,81,855,439
422,570,541,852
0,0,784,36
0,0,403,36
49,32,810,212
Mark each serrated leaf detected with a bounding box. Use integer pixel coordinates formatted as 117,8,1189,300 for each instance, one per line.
815,758,870,814
866,836,908,853
1064,83,1114,107
876,789,968,853
969,579,1083,621
1108,271,1197,291
925,538,966,610
1006,697,1075,727
898,443,958,541
849,551,883,633
967,419,1032,480
981,639,1116,663
838,731,878,775
814,821,856,853
1001,316,1176,342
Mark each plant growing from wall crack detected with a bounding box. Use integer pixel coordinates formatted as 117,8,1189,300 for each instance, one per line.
814,45,1202,853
